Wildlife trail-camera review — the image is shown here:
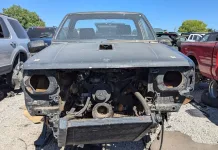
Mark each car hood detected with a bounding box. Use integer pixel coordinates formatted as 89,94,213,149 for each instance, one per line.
24,42,194,70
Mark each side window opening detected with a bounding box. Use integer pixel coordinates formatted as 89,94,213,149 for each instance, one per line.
208,34,218,42
193,35,197,41
200,34,210,42
0,17,10,38
138,19,154,40
57,18,71,40
0,24,3,38
8,19,28,39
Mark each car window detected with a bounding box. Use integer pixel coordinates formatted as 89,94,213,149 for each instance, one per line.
8,19,28,39
193,35,197,40
138,18,154,40
207,34,218,41
27,27,56,38
189,35,193,40
196,35,201,41
56,13,155,41
200,34,210,42
0,17,10,38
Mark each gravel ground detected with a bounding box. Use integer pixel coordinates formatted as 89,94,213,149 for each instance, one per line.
166,104,218,144
0,93,42,150
165,83,218,144
0,84,218,150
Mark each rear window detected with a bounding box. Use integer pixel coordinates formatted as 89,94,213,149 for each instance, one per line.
0,17,10,38
8,19,28,39
27,27,56,39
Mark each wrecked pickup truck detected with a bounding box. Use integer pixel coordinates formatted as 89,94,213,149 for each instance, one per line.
22,12,195,147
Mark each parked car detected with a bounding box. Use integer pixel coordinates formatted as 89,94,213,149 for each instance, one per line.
0,13,29,97
27,27,56,46
156,32,178,46
186,34,204,42
23,11,195,148
181,32,218,97
177,36,187,51
157,35,172,46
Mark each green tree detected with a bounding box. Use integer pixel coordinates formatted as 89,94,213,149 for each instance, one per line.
178,20,207,32
2,5,45,29
207,28,216,32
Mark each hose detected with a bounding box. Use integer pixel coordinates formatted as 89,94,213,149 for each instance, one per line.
133,91,151,115
68,97,91,116
159,117,164,150
74,97,90,115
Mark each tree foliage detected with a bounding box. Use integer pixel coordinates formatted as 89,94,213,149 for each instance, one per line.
2,5,45,29
178,20,207,32
207,28,216,32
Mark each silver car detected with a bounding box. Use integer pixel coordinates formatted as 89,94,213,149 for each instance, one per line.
0,13,29,92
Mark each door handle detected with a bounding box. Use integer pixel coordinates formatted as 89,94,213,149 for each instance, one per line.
10,42,17,48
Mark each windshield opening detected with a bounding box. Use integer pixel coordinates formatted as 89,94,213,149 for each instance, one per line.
27,27,56,38
55,13,155,41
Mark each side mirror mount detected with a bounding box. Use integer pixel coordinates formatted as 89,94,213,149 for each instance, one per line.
28,40,47,53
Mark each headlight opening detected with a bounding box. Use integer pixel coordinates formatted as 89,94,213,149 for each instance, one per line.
163,71,182,88
29,75,50,92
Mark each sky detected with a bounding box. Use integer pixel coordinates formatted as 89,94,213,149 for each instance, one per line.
0,0,217,31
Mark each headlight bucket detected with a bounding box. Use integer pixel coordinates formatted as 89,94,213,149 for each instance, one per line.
22,72,58,95
150,67,194,92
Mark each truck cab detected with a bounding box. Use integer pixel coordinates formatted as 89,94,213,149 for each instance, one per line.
181,32,218,81
186,34,204,42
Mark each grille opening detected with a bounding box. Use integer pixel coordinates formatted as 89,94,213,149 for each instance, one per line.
164,71,182,88
30,75,49,92
99,44,113,50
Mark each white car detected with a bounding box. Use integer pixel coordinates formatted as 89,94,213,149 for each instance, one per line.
187,34,204,42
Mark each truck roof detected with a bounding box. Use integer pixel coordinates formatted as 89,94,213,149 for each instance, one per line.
67,11,142,16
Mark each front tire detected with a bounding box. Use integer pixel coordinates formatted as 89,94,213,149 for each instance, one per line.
11,60,24,90
0,91,4,101
7,55,24,90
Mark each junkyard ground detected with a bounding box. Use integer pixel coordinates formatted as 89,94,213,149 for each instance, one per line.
1,84,218,150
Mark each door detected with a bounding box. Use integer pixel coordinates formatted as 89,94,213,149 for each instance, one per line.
187,35,193,42
7,18,29,51
197,34,216,77
0,17,14,74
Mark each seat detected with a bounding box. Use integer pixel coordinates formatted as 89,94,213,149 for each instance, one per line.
67,29,79,39
116,25,131,35
79,28,95,39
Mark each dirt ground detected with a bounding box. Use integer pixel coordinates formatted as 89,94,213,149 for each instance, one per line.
0,89,218,150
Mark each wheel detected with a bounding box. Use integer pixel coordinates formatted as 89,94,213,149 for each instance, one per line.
11,60,24,90
201,90,218,108
195,66,203,84
7,55,24,90
208,80,218,98
0,90,5,100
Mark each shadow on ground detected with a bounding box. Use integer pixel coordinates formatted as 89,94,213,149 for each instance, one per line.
189,82,218,126
36,136,145,150
151,131,218,150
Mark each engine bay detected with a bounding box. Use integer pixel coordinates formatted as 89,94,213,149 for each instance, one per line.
57,68,151,119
